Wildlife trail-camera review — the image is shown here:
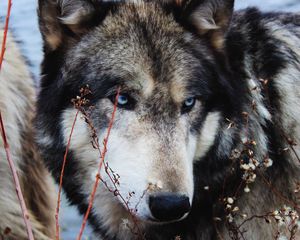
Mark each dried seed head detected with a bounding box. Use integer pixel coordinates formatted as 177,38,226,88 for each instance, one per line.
244,185,250,193
232,206,239,212
241,164,250,171
227,197,234,204
231,149,241,159
227,214,234,223
263,158,273,168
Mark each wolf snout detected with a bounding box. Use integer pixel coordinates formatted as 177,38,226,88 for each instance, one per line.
149,193,191,222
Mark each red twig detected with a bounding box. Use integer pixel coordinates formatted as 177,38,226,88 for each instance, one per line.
0,0,12,70
55,110,79,240
0,113,35,240
77,88,120,240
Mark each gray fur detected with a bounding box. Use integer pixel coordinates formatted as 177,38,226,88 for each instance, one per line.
36,1,300,239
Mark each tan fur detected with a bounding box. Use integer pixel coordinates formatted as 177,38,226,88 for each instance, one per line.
38,0,63,50
189,0,233,50
0,29,55,239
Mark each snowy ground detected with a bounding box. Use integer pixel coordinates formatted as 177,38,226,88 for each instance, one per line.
0,0,300,239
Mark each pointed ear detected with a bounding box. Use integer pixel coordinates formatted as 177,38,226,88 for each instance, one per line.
38,0,111,51
173,0,234,50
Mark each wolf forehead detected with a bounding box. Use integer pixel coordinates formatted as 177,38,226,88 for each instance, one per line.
39,0,235,113
62,4,213,99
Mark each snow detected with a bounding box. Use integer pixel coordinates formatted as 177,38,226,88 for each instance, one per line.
0,0,299,239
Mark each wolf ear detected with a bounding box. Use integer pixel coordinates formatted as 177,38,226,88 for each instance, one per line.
38,0,110,51
173,0,234,49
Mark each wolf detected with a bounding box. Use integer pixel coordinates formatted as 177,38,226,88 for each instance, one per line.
36,0,300,239
0,29,55,239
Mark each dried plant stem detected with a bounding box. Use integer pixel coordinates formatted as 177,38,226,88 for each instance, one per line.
55,110,79,240
259,172,300,211
283,134,300,164
0,0,12,70
0,113,35,240
77,88,120,240
237,212,272,229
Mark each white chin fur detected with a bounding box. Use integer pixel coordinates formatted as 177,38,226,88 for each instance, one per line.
61,107,196,232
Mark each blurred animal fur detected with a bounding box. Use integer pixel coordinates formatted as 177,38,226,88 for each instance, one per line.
0,29,55,239
36,0,300,239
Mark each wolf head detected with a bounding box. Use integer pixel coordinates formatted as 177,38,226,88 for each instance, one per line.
37,0,239,237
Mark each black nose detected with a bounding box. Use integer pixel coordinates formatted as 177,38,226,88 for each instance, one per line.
149,193,191,222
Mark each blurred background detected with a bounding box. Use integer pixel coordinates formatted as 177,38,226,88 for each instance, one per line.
0,0,299,239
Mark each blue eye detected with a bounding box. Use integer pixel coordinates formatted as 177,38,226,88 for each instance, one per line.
109,93,136,110
184,97,195,107
182,97,196,114
117,94,128,106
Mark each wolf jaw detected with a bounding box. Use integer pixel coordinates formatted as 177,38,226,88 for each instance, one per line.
36,0,300,239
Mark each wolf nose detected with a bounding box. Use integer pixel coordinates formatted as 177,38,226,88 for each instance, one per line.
149,193,191,222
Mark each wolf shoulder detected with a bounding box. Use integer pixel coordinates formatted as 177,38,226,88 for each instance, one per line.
229,8,300,167
231,8,300,59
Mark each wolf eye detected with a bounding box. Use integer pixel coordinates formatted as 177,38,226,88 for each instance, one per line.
109,93,135,110
117,95,128,106
184,98,195,107
182,97,196,113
